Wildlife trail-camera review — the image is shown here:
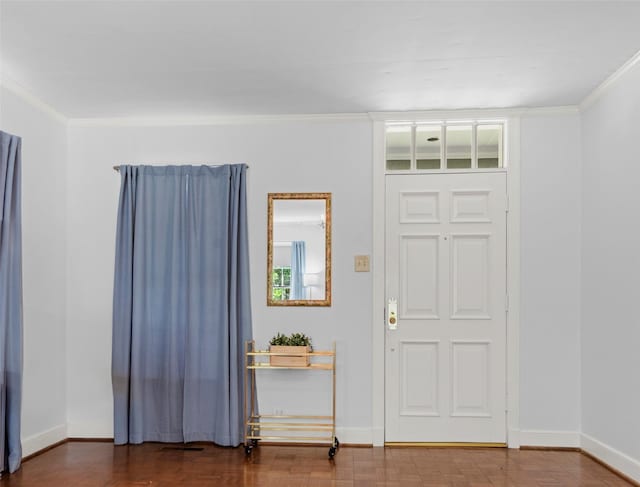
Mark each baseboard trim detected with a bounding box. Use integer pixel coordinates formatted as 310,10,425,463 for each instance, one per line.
22,424,67,458
67,437,114,442
518,431,640,486
519,429,580,448
520,445,581,452
582,450,640,487
21,437,115,465
581,433,640,484
21,439,68,462
335,427,373,445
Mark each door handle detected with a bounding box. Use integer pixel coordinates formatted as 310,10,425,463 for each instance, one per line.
387,298,398,330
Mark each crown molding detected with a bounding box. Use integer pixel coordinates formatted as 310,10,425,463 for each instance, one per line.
67,112,370,127
77,106,579,127
368,108,520,122
0,77,68,124
367,105,579,122
519,105,580,116
580,48,640,111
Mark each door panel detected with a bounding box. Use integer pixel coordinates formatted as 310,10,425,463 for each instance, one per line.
400,191,440,224
399,340,439,416
385,173,506,443
450,190,491,223
451,341,490,417
451,234,490,319
400,235,439,319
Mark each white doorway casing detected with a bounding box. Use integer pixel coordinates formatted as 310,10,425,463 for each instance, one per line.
370,111,521,447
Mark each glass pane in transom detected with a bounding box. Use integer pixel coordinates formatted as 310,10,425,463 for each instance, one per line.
446,125,472,169
416,125,441,170
477,124,502,168
386,126,412,170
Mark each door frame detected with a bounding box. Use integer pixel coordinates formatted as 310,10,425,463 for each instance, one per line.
370,110,521,448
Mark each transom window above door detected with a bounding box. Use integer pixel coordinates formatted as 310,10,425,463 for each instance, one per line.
385,122,504,172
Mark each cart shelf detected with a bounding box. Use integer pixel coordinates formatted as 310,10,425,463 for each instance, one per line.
247,363,333,370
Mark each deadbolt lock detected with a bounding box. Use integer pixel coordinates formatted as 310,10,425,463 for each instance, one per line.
387,298,398,330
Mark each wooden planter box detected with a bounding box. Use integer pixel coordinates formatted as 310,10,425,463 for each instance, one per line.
269,345,311,367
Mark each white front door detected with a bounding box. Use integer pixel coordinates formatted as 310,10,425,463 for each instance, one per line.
385,172,507,443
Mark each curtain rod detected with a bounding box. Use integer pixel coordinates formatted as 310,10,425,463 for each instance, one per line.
112,164,249,172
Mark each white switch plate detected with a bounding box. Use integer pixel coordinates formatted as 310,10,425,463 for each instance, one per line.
354,255,370,272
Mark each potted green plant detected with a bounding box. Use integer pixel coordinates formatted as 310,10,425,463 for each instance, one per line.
269,332,312,367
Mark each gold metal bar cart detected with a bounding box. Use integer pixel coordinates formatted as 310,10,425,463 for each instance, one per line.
243,340,339,458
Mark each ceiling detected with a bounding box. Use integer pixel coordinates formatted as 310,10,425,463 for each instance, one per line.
1,1,640,119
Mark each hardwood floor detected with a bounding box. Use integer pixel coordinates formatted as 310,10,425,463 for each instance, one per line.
0,442,634,486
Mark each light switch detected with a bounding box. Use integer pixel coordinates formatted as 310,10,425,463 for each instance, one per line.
354,255,370,272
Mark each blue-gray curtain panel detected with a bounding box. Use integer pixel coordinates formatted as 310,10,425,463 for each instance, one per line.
0,131,23,474
290,241,306,300
112,164,252,446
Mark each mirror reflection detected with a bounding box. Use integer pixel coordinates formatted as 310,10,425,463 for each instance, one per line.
267,193,331,306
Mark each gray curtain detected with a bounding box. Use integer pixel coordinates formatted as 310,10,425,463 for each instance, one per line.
112,164,252,446
290,241,306,300
0,131,23,474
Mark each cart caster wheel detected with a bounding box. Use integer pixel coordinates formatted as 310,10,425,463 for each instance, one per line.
244,445,253,455
328,446,336,459
333,437,340,448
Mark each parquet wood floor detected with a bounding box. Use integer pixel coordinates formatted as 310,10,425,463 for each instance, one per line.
0,442,634,486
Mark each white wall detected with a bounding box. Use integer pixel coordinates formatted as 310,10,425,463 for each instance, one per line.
65,120,374,442
581,59,640,477
0,86,67,454
63,114,584,446
519,112,582,446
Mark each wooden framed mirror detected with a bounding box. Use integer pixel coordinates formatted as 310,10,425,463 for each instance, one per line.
267,193,331,306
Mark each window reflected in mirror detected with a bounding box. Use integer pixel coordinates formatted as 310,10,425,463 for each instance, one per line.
267,193,331,306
